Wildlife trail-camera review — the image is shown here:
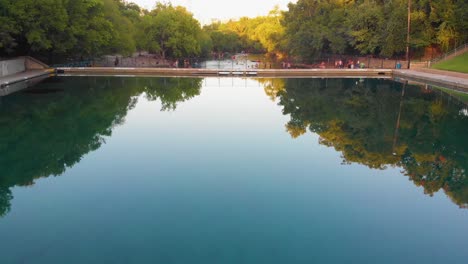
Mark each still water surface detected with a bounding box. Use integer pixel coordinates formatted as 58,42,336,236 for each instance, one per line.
0,77,467,263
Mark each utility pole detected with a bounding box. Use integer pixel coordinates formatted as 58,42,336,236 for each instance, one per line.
406,0,412,69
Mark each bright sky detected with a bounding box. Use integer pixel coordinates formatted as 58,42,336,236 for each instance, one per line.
129,0,296,24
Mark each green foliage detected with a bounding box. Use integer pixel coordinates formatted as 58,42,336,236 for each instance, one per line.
249,7,286,54
200,0,466,60
282,0,467,62
380,1,407,57
217,18,265,53
347,1,384,54
453,0,468,44
198,31,213,58
102,0,136,56
202,8,286,55
0,0,138,58
283,0,348,60
0,0,205,59
206,30,242,53
0,16,18,53
138,3,203,58
66,0,114,57
1,0,466,62
9,0,69,52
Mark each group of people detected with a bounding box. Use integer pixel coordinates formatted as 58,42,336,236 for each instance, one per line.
171,59,200,68
335,59,365,69
281,61,292,69
279,59,366,69
249,61,273,69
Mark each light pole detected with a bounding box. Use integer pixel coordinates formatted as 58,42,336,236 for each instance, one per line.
406,0,411,69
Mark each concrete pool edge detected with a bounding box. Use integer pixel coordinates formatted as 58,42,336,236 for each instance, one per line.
2,67,468,96
57,67,468,91
56,67,393,78
393,69,468,93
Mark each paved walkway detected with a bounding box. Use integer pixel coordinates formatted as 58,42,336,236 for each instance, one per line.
413,68,468,79
394,69,468,92
2,66,467,96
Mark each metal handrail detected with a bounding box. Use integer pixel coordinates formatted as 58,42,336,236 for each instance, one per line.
51,60,93,68
430,43,468,63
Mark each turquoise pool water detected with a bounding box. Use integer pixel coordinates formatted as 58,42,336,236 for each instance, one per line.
0,77,467,263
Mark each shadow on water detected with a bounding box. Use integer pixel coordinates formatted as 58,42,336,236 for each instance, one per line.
23,88,64,94
0,76,202,217
259,78,468,208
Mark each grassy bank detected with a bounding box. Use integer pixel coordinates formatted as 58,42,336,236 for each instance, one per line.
432,52,468,73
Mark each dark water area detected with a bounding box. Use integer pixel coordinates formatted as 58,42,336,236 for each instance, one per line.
0,76,467,263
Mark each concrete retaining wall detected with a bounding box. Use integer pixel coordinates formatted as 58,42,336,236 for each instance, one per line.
0,57,49,77
1,58,26,77
25,57,49,70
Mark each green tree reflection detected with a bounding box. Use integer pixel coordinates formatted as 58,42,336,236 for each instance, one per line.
0,77,202,217
270,78,468,208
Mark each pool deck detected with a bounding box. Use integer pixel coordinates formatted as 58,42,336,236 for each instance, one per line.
57,67,394,78
58,67,468,92
2,67,467,96
394,69,468,92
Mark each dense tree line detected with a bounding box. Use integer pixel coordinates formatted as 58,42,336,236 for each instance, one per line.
0,0,207,62
1,0,466,62
0,0,140,60
137,3,209,59
282,0,468,61
203,7,285,55
204,0,467,61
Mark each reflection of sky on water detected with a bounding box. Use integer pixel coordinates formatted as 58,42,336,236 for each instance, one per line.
461,108,468,116
0,77,467,264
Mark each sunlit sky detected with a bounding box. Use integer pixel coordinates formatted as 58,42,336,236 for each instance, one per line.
129,0,297,24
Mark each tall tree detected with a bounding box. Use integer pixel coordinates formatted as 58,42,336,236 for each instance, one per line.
346,1,385,55
283,0,348,61
138,3,202,59
65,0,114,57
6,0,70,54
0,0,20,54
102,0,136,56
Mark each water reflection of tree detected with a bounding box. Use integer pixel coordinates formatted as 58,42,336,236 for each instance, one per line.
269,78,468,208
0,77,202,217
143,78,201,111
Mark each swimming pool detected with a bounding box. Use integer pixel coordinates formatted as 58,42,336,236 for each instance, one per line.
0,76,467,263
